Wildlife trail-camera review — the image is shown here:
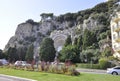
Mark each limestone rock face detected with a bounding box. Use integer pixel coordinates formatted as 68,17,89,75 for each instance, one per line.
4,14,104,56
5,22,43,53
83,17,98,30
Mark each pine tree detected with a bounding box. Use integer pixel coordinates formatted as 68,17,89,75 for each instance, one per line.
7,47,18,62
82,29,96,50
25,44,34,61
39,37,56,62
64,35,72,47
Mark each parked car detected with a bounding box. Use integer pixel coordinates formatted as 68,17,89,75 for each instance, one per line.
0,59,8,65
14,61,31,67
107,66,120,75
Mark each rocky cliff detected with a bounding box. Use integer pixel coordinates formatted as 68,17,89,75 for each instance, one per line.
4,0,120,57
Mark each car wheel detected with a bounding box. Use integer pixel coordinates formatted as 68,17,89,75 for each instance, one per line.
112,72,118,75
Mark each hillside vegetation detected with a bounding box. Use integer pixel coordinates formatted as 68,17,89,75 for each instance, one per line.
0,0,120,67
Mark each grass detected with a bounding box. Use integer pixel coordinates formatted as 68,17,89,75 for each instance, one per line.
0,67,120,81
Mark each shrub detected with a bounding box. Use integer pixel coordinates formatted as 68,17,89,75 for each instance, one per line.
99,58,111,69
44,63,80,76
71,69,80,76
5,62,80,76
67,65,80,76
26,19,39,25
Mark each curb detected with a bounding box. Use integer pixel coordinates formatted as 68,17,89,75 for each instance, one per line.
0,74,37,81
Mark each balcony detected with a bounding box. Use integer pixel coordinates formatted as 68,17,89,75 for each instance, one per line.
114,18,120,23
114,27,120,32
116,50,120,53
115,46,120,53
115,38,120,42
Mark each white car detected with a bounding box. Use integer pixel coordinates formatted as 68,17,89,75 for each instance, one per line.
14,61,31,67
0,59,8,65
107,66,120,75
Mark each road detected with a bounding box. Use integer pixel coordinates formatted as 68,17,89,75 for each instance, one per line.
76,68,107,74
0,74,36,81
0,77,13,81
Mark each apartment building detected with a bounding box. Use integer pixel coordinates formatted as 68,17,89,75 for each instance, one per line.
111,11,120,58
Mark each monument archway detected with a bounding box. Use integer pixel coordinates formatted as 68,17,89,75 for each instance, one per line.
50,30,71,52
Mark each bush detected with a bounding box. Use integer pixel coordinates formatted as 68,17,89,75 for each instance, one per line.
59,45,80,63
40,63,80,76
99,58,111,69
26,19,39,25
70,69,80,76
4,62,80,76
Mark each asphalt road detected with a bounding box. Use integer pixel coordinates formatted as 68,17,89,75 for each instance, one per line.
76,68,107,74
0,77,14,81
0,74,36,81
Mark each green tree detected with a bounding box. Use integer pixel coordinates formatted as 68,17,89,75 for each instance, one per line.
99,32,107,40
40,13,53,19
73,37,78,45
92,2,108,13
106,30,111,39
0,49,4,59
64,13,74,21
64,35,72,47
76,16,83,23
25,44,34,61
101,47,112,58
7,47,18,62
56,15,64,23
39,37,56,62
17,47,27,61
59,45,80,63
89,49,101,64
77,35,83,50
82,29,96,50
80,49,94,63
26,19,38,25
97,13,108,26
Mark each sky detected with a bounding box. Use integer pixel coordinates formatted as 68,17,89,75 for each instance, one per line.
0,0,106,50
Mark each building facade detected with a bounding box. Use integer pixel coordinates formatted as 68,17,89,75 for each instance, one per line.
111,11,120,58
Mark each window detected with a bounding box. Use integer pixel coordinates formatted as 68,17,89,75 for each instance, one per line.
112,25,115,31
118,32,120,37
118,21,120,27
113,34,116,39
114,45,116,49
114,67,120,69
